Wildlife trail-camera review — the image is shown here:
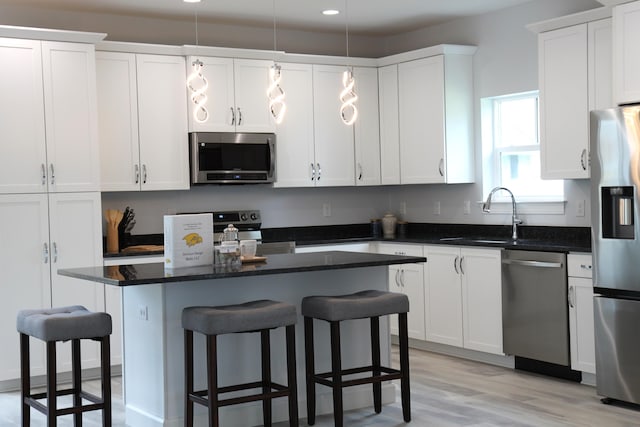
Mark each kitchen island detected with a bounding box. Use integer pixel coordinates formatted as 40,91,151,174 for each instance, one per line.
59,251,425,427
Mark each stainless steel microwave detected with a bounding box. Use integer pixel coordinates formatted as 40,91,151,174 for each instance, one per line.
189,132,276,184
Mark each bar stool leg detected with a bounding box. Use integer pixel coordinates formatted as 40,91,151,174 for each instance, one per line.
370,316,382,414
20,334,30,427
398,313,411,422
184,330,194,427
101,336,112,427
46,341,57,427
72,339,83,427
329,321,343,427
261,329,272,427
206,335,219,427
285,324,298,427
304,317,316,425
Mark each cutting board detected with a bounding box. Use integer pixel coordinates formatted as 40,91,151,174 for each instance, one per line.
121,245,164,253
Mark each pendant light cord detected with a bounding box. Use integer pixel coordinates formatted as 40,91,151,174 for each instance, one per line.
272,0,277,58
345,0,349,58
195,10,199,46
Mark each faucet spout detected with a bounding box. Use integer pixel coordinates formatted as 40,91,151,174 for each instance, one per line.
482,187,522,240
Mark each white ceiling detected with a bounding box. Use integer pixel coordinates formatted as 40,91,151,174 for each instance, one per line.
6,0,540,36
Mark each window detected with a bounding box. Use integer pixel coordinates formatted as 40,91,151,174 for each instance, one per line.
481,91,563,203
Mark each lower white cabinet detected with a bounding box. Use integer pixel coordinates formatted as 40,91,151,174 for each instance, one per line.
376,243,426,340
568,253,596,374
0,192,104,382
424,245,503,355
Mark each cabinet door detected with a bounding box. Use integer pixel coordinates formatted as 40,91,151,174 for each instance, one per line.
613,1,640,105
0,194,51,381
460,248,503,355
312,65,356,187
388,265,403,336
424,246,463,346
569,277,596,374
399,56,446,184
378,65,400,185
234,59,275,133
399,263,426,340
589,19,613,111
104,285,122,366
353,67,381,186
273,62,315,188
539,25,589,179
96,51,141,192
136,54,189,191
187,56,235,132
42,42,100,192
49,192,104,371
0,38,47,194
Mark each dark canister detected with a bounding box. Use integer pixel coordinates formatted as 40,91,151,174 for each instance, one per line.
371,219,382,238
397,221,408,238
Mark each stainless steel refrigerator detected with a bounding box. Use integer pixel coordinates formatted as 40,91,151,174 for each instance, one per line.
591,106,640,406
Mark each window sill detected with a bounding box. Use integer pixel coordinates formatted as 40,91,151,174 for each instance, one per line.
476,199,566,215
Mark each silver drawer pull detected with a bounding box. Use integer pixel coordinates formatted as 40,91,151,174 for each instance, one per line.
502,259,563,268
580,264,592,270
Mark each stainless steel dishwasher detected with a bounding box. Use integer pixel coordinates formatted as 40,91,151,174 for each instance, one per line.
501,250,569,366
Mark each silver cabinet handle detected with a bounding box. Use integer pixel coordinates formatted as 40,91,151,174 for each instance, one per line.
580,149,588,171
459,256,465,275
142,164,147,184
52,242,58,263
43,242,49,264
50,164,55,185
230,107,236,125
438,158,444,177
400,269,405,287
502,259,563,268
395,269,401,288
310,163,315,181
41,164,46,186
568,285,575,308
134,164,140,184
358,163,363,180
237,107,242,125
580,264,592,270
454,255,460,274
317,163,321,181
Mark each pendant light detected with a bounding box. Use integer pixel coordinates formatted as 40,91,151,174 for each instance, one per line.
186,8,209,123
340,0,358,125
267,0,286,124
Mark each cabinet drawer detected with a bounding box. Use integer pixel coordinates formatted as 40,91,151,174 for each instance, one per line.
377,243,423,257
568,253,592,278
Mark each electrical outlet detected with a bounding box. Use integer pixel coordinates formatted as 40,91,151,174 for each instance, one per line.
576,199,585,217
463,200,471,215
137,305,148,321
433,201,441,215
322,203,331,217
400,201,407,215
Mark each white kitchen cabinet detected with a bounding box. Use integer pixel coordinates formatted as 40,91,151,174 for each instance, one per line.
568,253,596,374
398,54,474,184
273,62,315,188
0,192,104,381
353,67,381,186
312,65,356,187
538,20,612,180
295,242,371,253
377,243,425,340
0,39,100,194
96,52,189,191
377,64,401,185
613,0,640,105
186,56,275,133
424,245,503,354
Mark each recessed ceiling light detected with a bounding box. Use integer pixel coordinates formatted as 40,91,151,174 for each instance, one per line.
322,9,340,16
183,0,201,3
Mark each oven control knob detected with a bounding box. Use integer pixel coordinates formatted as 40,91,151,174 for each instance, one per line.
240,213,248,221
250,213,258,221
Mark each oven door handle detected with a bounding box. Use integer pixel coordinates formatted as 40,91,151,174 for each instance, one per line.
502,259,563,268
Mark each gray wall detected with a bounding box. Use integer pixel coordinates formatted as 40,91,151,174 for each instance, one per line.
1,0,602,232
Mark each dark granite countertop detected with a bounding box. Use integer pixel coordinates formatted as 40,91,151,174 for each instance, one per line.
63,251,426,286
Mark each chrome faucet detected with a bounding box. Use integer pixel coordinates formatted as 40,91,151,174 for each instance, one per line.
482,187,523,240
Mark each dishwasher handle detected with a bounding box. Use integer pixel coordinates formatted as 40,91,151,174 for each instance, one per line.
502,259,563,268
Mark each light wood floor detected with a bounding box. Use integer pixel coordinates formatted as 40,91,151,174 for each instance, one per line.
1,347,638,426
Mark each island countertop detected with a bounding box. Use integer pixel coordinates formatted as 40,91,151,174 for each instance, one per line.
59,250,426,286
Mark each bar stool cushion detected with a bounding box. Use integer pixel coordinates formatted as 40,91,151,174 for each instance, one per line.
182,299,297,336
16,305,112,342
301,290,409,322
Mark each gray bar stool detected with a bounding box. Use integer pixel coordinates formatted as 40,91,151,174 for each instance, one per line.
16,305,113,427
301,290,410,427
182,299,299,427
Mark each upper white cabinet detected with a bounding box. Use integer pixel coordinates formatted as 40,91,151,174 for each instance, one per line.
538,19,612,179
353,67,381,186
398,54,474,184
613,1,640,105
0,39,100,194
568,253,596,374
186,57,275,133
378,64,401,185
96,52,189,191
312,65,356,187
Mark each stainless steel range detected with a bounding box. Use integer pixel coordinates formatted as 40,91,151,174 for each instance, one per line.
212,210,263,242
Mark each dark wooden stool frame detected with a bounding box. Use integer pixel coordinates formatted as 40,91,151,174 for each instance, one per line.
20,334,112,427
184,325,299,427
304,313,411,427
